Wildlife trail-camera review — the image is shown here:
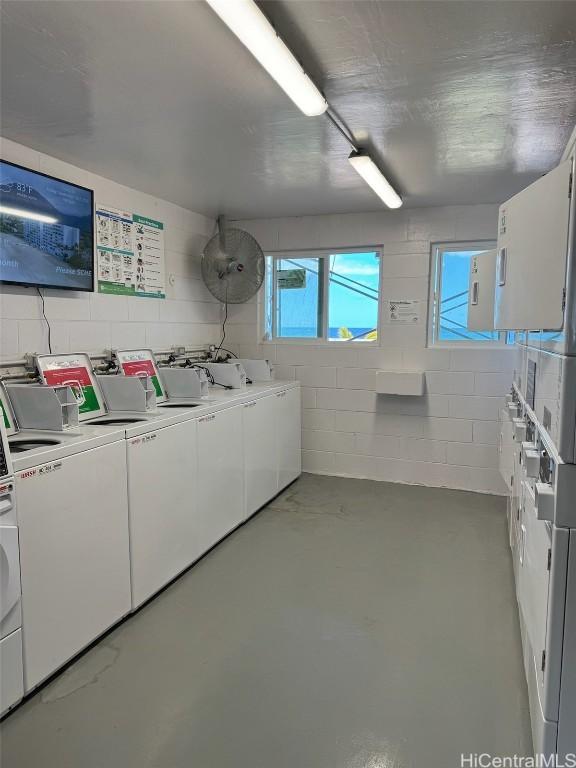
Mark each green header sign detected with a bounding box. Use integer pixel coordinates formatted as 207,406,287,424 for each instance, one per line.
133,214,164,230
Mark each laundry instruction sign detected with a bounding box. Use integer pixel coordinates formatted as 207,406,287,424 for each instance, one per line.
116,349,165,400
96,206,166,298
42,363,101,415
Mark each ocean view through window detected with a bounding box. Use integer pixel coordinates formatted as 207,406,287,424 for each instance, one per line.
264,250,380,341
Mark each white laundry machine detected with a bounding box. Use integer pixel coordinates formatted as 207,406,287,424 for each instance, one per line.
35,353,207,610
0,417,23,717
0,386,132,693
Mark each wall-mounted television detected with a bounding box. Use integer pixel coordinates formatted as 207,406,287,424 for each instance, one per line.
0,160,94,291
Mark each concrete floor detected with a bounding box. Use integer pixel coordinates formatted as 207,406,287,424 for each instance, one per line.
1,474,532,768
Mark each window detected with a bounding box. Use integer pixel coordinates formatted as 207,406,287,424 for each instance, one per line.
264,250,380,341
430,241,505,345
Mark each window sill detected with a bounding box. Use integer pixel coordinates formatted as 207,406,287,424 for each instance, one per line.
260,337,379,346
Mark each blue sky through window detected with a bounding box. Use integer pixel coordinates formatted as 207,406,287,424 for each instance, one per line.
271,252,379,340
269,247,500,343
328,253,379,338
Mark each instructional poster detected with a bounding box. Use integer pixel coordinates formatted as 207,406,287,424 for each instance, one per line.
96,206,166,298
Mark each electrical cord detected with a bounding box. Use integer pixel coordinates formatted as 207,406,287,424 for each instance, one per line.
103,360,118,374
192,365,233,390
214,285,229,361
191,364,214,384
213,347,238,362
191,364,228,388
37,287,52,353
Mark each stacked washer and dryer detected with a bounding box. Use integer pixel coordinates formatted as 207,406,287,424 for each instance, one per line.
483,150,576,758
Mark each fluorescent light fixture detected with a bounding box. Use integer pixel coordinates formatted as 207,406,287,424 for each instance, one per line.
205,0,328,117
348,152,402,209
0,205,58,224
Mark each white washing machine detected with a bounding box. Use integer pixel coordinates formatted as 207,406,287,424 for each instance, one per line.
35,353,207,610
0,386,132,693
0,417,23,717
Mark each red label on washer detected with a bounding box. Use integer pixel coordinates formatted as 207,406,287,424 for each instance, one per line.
44,366,92,387
19,469,37,479
121,360,156,378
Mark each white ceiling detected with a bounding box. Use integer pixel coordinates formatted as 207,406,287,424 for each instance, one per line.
1,1,575,219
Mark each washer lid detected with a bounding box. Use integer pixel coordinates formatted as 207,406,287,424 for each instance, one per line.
35,353,107,422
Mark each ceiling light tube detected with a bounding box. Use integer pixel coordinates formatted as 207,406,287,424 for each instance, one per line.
0,205,58,224
205,0,328,117
348,152,402,209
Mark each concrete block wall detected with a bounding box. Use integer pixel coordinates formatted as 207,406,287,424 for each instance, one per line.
0,138,221,359
226,206,513,495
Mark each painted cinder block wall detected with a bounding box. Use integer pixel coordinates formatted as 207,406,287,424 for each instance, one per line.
0,139,513,494
226,206,513,495
0,138,221,359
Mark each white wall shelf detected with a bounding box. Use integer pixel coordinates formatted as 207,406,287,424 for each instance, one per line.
375,370,425,396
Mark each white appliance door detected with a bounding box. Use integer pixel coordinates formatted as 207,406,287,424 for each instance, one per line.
0,628,23,716
498,408,514,489
243,395,278,518
276,388,301,491
196,406,244,555
494,159,572,330
17,441,131,692
518,488,568,722
127,420,199,609
0,525,21,639
467,249,497,331
518,483,551,661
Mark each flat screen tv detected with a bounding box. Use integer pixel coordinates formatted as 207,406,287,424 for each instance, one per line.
0,160,94,291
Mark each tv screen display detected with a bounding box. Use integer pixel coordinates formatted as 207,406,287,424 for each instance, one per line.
0,160,94,291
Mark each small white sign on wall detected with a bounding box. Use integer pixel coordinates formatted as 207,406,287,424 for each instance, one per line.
385,300,421,324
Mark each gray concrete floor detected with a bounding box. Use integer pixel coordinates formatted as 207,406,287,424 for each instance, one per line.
1,474,532,768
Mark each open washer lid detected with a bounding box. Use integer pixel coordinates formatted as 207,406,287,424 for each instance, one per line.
35,353,107,422
115,349,167,404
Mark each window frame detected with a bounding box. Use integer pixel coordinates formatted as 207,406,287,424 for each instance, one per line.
428,239,506,348
262,246,383,345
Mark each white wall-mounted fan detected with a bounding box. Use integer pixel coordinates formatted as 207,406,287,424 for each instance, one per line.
201,216,265,304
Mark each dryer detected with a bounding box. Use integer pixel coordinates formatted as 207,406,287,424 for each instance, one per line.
0,417,23,717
